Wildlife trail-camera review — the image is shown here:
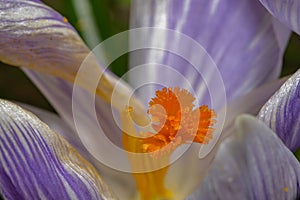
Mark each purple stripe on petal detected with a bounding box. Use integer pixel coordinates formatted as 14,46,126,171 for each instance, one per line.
13,121,73,198
22,71,137,200
0,0,140,127
16,102,83,150
129,0,290,109
0,0,90,82
187,115,300,200
0,100,117,199
16,101,138,200
258,69,300,151
259,0,300,34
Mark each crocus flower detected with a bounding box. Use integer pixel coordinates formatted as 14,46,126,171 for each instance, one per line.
0,0,300,200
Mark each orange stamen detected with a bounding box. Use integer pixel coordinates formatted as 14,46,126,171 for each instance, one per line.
143,87,216,154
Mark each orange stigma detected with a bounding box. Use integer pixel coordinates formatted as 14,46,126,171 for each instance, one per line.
121,87,216,200
142,87,216,154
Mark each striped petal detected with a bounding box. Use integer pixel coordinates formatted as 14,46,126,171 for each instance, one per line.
16,73,137,200
16,102,83,150
16,101,137,200
0,99,117,199
258,69,300,151
259,0,300,34
0,0,145,115
0,0,87,82
0,1,145,198
187,115,300,200
202,76,288,150
129,0,290,109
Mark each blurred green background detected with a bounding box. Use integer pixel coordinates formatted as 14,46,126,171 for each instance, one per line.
0,0,299,113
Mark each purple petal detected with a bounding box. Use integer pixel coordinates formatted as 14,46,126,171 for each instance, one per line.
129,0,290,108
16,102,83,150
22,71,137,200
258,69,300,151
0,0,144,120
0,0,91,81
259,0,300,34
0,99,117,199
0,1,144,197
199,76,287,158
187,115,300,200
0,0,142,117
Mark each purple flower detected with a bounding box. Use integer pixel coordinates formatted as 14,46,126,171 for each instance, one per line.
0,0,300,199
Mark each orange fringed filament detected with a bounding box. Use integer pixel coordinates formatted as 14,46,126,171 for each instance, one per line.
142,87,216,154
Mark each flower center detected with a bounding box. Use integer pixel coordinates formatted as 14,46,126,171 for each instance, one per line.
143,87,216,154
121,87,216,200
